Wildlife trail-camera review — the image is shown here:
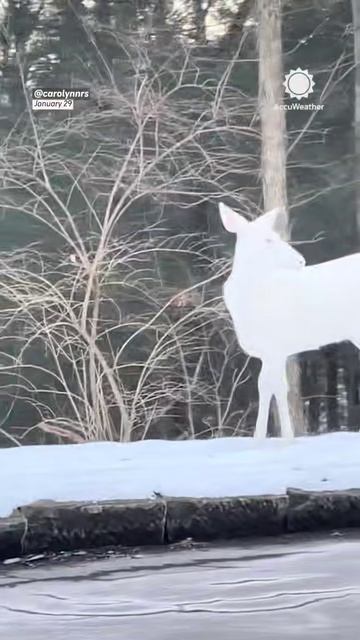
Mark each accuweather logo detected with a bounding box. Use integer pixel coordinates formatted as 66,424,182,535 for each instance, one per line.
283,68,315,100
277,67,323,111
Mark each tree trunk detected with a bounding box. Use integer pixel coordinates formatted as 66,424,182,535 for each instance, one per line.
353,0,360,242
351,0,360,434
257,0,307,435
324,345,338,431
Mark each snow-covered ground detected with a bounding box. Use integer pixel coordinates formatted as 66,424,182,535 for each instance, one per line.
0,432,359,519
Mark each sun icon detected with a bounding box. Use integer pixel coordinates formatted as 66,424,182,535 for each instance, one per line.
283,68,315,101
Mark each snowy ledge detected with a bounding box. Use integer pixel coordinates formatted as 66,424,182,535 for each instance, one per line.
1,432,360,559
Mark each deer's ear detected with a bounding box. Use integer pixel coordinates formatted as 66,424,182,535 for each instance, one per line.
219,202,248,234
252,207,286,235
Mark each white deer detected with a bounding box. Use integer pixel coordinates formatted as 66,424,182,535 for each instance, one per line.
220,201,360,438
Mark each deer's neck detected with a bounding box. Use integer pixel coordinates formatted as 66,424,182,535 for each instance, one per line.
229,247,267,287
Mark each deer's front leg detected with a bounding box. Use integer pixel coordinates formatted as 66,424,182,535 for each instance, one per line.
254,361,273,438
273,361,294,438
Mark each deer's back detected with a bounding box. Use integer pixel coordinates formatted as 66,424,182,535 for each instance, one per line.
224,252,360,359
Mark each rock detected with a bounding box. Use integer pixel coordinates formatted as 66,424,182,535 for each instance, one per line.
166,495,288,543
287,488,360,532
2,490,360,562
0,511,26,560
0,499,166,560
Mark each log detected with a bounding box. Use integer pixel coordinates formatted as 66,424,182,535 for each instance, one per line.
166,495,288,542
0,499,166,559
287,487,360,531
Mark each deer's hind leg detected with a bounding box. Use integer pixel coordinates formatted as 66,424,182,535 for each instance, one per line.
273,360,294,438
254,361,274,438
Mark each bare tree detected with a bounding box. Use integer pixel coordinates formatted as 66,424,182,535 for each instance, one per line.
0,36,259,444
257,0,307,435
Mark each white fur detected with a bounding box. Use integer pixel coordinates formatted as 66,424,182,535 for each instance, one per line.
220,202,360,438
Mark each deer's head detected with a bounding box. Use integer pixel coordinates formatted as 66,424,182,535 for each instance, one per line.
219,203,305,271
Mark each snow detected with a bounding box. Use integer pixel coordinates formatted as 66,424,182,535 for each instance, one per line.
0,432,359,519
